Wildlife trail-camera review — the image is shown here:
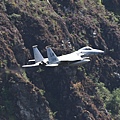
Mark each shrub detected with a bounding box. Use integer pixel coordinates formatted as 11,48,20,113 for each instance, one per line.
95,82,112,107
106,88,120,115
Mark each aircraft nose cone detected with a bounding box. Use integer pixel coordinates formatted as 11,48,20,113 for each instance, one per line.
100,50,104,53
96,49,104,54
93,50,104,55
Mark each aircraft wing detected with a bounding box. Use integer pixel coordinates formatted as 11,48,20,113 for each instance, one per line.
58,52,83,62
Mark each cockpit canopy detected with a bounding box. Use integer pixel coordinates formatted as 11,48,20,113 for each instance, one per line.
80,46,93,50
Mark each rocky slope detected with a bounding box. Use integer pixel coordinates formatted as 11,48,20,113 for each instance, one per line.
0,0,120,120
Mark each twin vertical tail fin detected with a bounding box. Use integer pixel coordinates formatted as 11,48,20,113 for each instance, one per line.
46,47,59,64
33,45,44,63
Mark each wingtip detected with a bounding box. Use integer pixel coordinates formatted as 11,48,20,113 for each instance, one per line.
45,45,52,49
22,65,25,68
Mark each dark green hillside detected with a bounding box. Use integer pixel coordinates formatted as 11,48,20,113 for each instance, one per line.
0,0,120,120
102,0,120,14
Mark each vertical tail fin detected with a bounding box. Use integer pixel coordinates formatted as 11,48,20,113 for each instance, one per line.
46,47,59,64
32,45,44,63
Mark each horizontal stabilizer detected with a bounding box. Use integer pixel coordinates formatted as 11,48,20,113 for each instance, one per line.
22,62,40,68
46,64,58,67
28,59,35,62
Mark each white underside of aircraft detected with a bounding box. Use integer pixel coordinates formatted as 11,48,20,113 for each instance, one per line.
22,45,104,68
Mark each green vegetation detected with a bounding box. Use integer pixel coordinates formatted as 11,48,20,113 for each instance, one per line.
37,68,44,73
96,82,120,117
8,13,21,19
96,82,112,107
49,111,57,118
94,0,102,5
107,88,120,115
22,70,29,82
77,66,87,75
39,89,45,96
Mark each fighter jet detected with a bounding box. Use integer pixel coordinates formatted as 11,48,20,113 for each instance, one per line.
22,45,90,67
22,45,104,68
